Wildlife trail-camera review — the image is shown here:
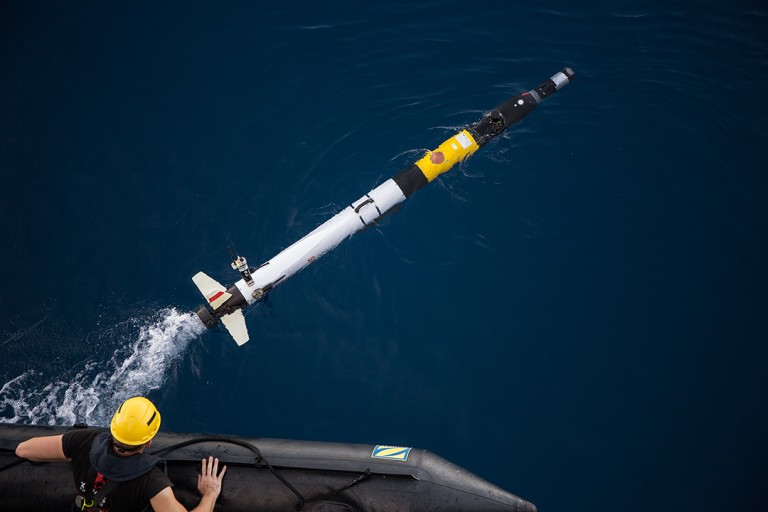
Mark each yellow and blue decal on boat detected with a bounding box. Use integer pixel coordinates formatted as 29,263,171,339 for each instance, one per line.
371,445,412,461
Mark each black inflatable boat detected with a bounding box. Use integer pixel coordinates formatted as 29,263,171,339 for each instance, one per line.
0,424,535,511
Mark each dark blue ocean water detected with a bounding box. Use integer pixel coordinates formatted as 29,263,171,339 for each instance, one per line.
2,1,767,510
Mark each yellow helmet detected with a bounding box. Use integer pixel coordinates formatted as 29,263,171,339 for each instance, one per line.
110,396,161,445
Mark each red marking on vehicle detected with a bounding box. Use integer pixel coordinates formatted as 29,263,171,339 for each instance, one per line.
208,291,224,303
430,151,445,164
307,256,316,263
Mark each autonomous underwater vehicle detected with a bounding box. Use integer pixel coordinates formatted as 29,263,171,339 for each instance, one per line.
192,68,575,345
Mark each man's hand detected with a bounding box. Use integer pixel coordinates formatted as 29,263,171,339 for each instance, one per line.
198,456,227,498
150,455,228,512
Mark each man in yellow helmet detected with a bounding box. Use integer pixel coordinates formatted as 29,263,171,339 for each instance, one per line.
15,396,227,512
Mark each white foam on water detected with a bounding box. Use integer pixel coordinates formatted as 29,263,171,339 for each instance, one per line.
0,308,205,426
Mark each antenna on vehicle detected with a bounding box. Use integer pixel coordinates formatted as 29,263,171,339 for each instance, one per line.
228,243,253,285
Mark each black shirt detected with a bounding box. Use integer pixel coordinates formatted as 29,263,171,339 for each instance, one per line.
62,429,172,512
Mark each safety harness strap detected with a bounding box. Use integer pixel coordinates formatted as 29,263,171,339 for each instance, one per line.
74,465,120,511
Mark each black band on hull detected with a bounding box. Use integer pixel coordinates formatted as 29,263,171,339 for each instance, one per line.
392,164,429,198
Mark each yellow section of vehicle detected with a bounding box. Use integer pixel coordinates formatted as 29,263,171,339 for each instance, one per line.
415,129,479,182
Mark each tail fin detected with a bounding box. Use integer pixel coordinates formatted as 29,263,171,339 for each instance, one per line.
192,272,232,310
192,272,250,345
220,310,249,346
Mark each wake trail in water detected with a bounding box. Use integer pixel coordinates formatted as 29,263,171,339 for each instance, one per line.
0,308,205,426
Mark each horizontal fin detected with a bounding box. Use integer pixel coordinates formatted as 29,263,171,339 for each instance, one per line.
192,272,231,310
220,310,249,346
